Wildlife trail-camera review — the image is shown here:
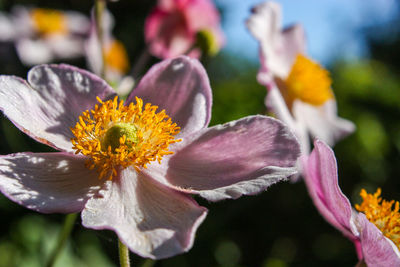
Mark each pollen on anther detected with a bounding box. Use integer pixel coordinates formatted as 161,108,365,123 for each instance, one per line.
70,96,181,180
285,54,333,106
355,188,400,250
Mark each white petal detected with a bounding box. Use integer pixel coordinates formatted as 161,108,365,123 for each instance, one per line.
0,152,103,213
293,100,355,146
82,168,207,259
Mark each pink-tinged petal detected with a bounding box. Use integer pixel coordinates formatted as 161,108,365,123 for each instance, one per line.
128,56,212,136
0,65,116,152
145,0,223,59
0,152,103,213
81,168,207,259
265,86,309,154
293,100,355,146
145,8,193,59
184,0,221,32
246,2,305,83
303,140,355,239
356,213,400,266
246,2,281,47
157,115,300,201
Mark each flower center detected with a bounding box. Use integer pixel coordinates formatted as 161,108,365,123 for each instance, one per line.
284,54,333,106
355,188,400,250
31,8,67,36
101,123,138,151
71,96,181,180
103,40,130,74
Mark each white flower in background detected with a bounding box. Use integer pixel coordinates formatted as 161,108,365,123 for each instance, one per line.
246,1,355,155
0,6,90,65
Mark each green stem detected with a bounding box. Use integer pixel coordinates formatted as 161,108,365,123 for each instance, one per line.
118,239,131,267
95,0,106,79
45,213,78,267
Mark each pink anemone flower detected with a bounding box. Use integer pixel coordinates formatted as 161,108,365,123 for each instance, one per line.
0,56,300,259
303,140,400,266
145,0,225,59
246,1,354,154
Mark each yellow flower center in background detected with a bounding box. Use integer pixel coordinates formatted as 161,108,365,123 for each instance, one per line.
285,54,333,106
355,188,400,250
31,8,67,36
71,96,181,180
104,40,130,74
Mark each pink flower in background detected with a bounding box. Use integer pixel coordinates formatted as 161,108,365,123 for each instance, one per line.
0,6,90,65
145,0,224,59
303,140,400,266
0,56,300,259
246,1,354,154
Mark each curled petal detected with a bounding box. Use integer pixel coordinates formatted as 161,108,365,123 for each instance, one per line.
0,64,116,152
81,168,208,259
128,56,212,136
157,115,300,201
303,140,355,238
0,152,103,213
356,213,400,266
246,1,305,82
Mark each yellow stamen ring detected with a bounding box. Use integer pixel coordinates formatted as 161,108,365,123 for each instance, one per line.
71,96,181,180
104,40,130,74
285,54,333,106
31,8,67,36
355,188,400,250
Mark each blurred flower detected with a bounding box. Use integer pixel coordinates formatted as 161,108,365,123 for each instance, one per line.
85,8,133,95
303,140,400,266
246,1,355,154
0,56,300,259
145,0,225,59
0,6,90,65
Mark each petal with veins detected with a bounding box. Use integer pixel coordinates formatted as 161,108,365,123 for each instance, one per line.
0,64,116,152
160,115,300,201
128,56,212,136
0,152,103,213
82,167,207,259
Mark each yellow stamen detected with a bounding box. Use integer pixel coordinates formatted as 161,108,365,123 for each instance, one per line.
31,8,67,36
355,188,400,250
104,40,130,74
71,96,181,180
285,54,333,106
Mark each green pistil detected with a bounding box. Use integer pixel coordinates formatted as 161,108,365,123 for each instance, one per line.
196,29,219,56
102,123,137,152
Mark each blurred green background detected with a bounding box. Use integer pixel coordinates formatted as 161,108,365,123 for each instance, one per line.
0,0,400,266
